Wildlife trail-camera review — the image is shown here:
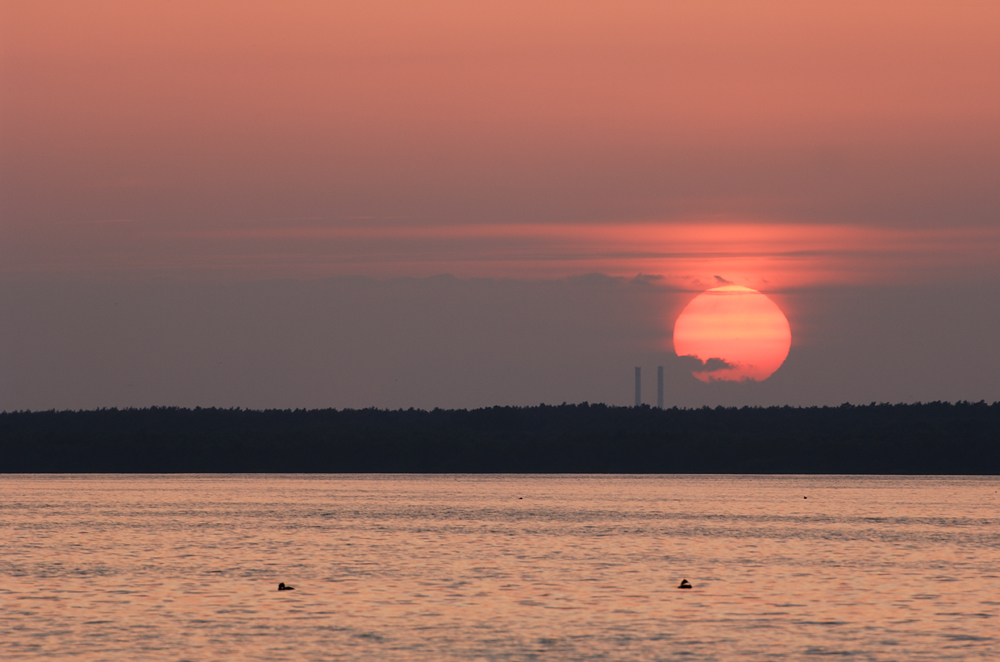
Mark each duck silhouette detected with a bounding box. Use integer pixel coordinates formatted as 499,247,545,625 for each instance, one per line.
278,582,295,591
678,579,692,589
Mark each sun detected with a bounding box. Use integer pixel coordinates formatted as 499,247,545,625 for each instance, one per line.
673,285,791,382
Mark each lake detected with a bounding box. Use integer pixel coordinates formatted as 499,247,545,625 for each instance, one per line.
1,475,998,660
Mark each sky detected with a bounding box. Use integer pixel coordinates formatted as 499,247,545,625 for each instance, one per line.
2,1,999,410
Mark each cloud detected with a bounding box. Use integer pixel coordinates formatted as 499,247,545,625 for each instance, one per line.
6,217,1000,287
632,273,664,286
567,273,625,287
677,355,736,373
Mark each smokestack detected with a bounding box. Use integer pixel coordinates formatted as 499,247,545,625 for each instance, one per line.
634,367,641,407
657,366,664,409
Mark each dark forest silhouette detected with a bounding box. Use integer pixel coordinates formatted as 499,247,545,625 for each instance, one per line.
1,402,997,473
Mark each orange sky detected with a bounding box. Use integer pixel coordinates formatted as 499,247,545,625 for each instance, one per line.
2,1,1000,285
3,3,1000,409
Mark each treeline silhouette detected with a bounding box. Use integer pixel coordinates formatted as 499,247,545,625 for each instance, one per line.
1,402,998,474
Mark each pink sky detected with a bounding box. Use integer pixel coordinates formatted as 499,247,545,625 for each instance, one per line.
3,1,1000,285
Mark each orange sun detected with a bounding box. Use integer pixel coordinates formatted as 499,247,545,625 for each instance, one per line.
673,285,791,382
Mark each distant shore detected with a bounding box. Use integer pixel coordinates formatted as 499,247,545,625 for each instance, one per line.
1,402,998,474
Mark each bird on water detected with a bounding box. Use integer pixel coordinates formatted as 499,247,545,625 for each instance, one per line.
678,579,692,589
278,582,295,591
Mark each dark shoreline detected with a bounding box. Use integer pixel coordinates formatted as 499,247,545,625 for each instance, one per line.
2,402,998,474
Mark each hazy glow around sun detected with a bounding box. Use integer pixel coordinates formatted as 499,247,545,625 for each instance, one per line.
673,285,791,382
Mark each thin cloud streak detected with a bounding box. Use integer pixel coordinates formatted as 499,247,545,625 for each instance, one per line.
8,221,998,288
157,222,1000,287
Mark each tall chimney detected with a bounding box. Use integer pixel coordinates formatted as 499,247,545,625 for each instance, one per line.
634,367,641,407
657,366,664,409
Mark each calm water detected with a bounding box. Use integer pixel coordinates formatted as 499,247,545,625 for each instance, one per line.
1,475,998,661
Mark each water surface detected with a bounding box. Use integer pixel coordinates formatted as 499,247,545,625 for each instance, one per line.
1,475,998,660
